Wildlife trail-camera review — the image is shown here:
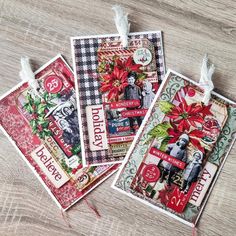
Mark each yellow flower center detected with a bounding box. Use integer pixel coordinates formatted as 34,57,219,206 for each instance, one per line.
113,80,121,87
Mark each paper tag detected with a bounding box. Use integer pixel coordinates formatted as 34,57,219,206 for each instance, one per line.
31,144,69,188
86,104,108,151
189,162,217,206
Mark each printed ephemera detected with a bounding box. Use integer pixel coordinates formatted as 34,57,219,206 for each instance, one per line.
71,31,165,166
0,55,118,210
112,70,236,226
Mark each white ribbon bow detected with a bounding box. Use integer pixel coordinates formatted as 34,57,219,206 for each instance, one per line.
19,56,41,97
112,5,130,48
199,54,215,105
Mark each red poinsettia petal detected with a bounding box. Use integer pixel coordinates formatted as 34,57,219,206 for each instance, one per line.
167,114,180,120
189,129,205,138
113,66,120,78
130,64,142,73
102,73,114,82
178,119,190,132
168,128,181,137
188,119,199,128
188,115,204,124
179,98,188,112
200,104,213,117
190,104,203,114
168,137,179,143
100,82,112,92
187,102,197,113
190,137,205,153
107,87,119,101
126,57,133,67
115,58,124,68
167,106,182,118
124,56,142,72
178,120,185,132
121,71,128,81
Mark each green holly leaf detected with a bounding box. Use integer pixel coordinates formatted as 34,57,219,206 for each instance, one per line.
137,73,147,81
41,121,49,128
88,166,96,173
159,101,174,114
30,119,37,129
34,97,41,106
145,121,172,144
148,122,172,138
44,129,52,136
26,93,34,105
40,132,46,139
37,104,46,114
32,128,37,134
47,102,56,108
50,94,58,99
71,144,81,155
159,137,171,152
43,92,49,101
24,103,34,113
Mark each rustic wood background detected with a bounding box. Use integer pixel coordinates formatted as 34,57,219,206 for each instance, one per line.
0,0,236,235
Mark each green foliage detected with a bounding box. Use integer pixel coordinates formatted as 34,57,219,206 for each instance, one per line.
23,92,56,139
71,144,81,155
137,73,147,81
146,121,172,142
60,159,72,174
159,136,171,152
159,101,174,114
88,166,96,174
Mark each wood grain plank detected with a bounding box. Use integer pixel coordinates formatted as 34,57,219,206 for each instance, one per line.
0,0,236,235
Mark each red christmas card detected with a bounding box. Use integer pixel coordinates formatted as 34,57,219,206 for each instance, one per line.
112,69,236,226
71,31,165,166
0,55,118,210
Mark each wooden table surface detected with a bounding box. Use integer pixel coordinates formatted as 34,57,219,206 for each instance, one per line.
0,0,236,235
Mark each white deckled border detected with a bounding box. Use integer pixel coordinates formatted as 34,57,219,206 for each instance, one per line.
0,54,118,211
111,69,236,227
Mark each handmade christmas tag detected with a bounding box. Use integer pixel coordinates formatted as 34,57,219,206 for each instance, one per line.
71,29,164,166
0,55,118,210
112,69,236,226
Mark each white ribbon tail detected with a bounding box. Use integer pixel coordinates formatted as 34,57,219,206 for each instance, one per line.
199,54,215,105
19,56,41,97
112,5,130,48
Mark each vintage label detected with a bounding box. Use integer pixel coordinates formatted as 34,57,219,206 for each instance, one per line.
166,183,196,213
44,75,63,93
86,104,108,151
189,162,217,206
31,144,69,188
133,47,152,66
149,147,186,170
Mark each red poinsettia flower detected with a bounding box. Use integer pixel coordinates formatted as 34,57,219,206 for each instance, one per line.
115,56,142,73
100,66,128,101
168,125,205,153
158,184,175,205
166,98,212,132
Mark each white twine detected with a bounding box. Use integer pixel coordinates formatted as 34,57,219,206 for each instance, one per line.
199,54,215,105
19,56,41,97
112,5,130,48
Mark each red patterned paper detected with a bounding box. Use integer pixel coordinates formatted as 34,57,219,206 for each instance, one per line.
0,55,118,210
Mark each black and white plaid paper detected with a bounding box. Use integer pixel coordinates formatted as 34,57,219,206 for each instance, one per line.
71,32,165,166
